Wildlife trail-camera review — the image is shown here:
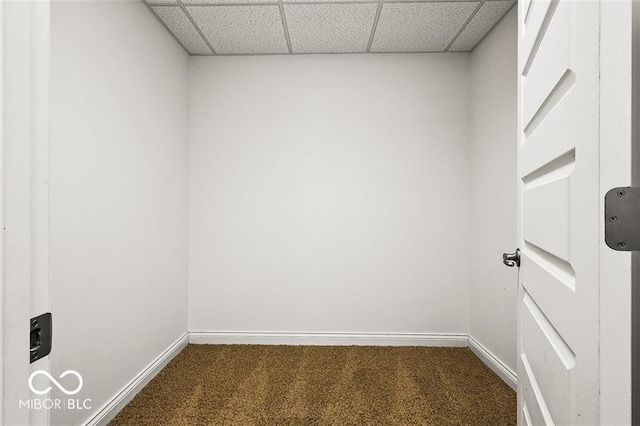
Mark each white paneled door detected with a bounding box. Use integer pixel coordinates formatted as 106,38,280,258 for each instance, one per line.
517,0,633,424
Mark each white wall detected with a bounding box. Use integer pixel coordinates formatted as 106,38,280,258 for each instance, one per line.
189,54,471,337
468,9,518,372
50,1,189,424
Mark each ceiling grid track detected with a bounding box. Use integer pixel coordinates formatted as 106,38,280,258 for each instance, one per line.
177,0,218,54
278,0,294,53
444,0,483,51
366,2,383,53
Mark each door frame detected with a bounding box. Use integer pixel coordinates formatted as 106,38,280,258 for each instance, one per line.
1,0,6,417
632,2,640,424
1,0,51,424
599,1,636,424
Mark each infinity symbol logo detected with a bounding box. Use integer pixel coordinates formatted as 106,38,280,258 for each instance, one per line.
28,370,83,395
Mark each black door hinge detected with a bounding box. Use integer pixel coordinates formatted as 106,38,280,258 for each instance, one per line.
605,187,640,251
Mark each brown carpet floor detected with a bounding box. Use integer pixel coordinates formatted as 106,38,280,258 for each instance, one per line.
110,345,516,426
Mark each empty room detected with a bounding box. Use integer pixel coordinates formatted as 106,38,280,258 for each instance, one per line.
1,0,638,425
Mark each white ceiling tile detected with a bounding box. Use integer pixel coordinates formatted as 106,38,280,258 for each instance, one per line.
285,4,378,53
282,0,478,2
283,0,373,3
187,6,289,54
182,0,273,4
371,2,479,52
152,6,212,54
148,0,179,4
449,1,515,51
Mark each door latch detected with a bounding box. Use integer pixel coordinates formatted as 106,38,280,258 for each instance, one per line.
605,187,640,251
503,249,521,267
30,313,52,363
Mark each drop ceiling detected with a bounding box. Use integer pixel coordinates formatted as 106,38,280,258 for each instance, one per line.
144,0,515,55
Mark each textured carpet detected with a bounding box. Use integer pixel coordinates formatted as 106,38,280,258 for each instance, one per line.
110,345,516,425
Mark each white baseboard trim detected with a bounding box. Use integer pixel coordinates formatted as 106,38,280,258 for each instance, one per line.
85,333,189,426
188,331,468,347
468,335,517,390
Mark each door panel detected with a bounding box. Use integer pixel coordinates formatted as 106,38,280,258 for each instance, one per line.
521,354,554,425
522,403,535,426
523,173,572,261
518,0,600,424
522,293,575,425
521,0,553,60
520,249,576,348
522,2,572,128
520,93,577,177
